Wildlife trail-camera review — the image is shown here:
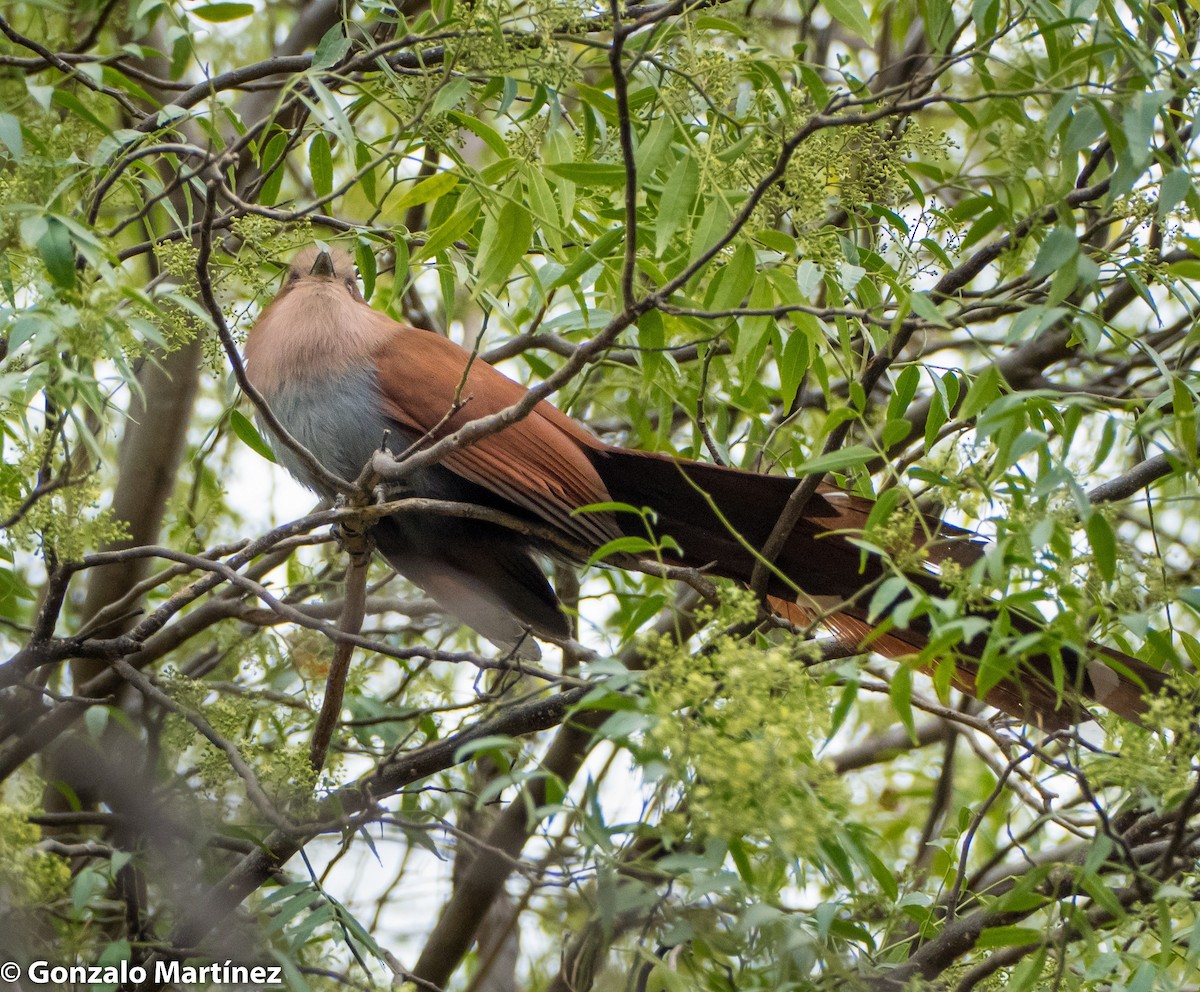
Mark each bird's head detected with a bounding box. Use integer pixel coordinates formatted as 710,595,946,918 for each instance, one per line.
282,245,364,303
245,244,391,393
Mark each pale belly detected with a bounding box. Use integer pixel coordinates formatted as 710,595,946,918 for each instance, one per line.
256,367,398,494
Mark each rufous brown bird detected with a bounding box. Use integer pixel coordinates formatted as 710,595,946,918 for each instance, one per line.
244,246,1167,728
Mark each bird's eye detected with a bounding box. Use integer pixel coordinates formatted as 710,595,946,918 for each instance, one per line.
287,269,301,284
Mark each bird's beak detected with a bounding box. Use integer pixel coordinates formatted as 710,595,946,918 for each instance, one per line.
309,250,336,277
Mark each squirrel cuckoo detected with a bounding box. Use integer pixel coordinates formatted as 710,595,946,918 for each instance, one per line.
244,246,1167,728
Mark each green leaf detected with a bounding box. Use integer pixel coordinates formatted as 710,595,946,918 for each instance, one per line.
824,0,872,40
973,0,998,35
889,664,916,739
959,364,1003,420
544,162,627,187
475,195,532,289
796,258,823,300
887,365,921,420
1159,168,1191,221
437,250,456,323
0,112,24,160
412,196,478,262
1173,378,1197,462
191,2,254,21
925,388,947,451
881,419,913,447
97,939,132,968
909,291,952,327
690,196,732,265
1167,257,1200,280
446,111,508,158
920,0,954,50
799,65,828,105
0,566,35,621
634,115,674,179
308,132,332,199
1087,511,1116,581
354,139,376,205
550,227,624,289
430,76,471,115
52,89,112,134
38,218,75,290
7,314,44,352
230,410,275,462
1043,91,1076,140
26,80,53,110
307,76,353,147
755,229,795,253
388,238,410,314
264,888,323,934
1120,91,1165,162
393,171,459,213
707,242,755,312
355,241,376,301
961,209,1004,250
868,576,909,622
0,253,15,306
271,952,311,992
453,735,520,764
523,165,562,255
794,445,876,476
655,155,698,256
587,536,658,566
976,926,1044,949
258,130,288,206
778,324,810,411
170,33,191,79
859,844,900,900
1063,105,1103,154
573,82,618,120
1089,510,1113,582
573,500,646,516
728,837,756,884
1083,834,1113,875
696,14,750,35
478,157,517,186
636,309,664,377
311,25,351,69
736,276,775,368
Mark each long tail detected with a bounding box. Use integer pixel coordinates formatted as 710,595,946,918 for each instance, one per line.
587,446,1167,727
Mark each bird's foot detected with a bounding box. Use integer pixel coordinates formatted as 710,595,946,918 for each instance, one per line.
331,496,374,561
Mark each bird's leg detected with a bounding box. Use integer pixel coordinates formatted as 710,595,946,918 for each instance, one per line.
331,432,393,559
331,501,374,562
331,490,377,564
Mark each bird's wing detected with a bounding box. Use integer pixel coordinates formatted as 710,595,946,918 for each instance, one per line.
372,322,621,548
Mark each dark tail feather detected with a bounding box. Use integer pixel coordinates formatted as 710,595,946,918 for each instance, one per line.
769,597,1167,729
589,447,980,593
589,447,1165,726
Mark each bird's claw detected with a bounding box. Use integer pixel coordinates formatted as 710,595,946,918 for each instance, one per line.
332,513,372,560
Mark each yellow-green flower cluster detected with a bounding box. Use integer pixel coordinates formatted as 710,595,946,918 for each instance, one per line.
159,669,319,816
639,592,844,857
0,805,69,906
0,439,127,562
1095,679,1200,806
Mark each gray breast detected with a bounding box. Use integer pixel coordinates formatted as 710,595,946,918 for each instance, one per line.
258,366,397,495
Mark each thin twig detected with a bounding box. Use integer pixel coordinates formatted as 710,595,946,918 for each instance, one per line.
309,535,371,773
